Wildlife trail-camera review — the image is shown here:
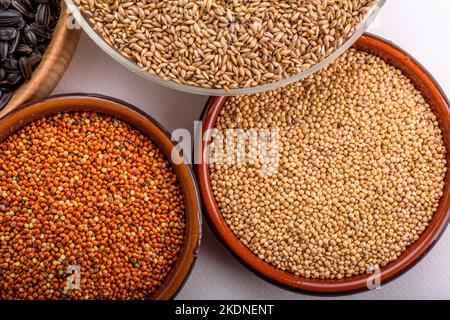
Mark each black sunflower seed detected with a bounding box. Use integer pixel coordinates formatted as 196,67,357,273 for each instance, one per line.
11,0,34,19
0,41,8,60
5,71,22,85
0,9,21,27
35,3,50,27
0,90,12,110
18,56,31,80
0,27,17,41
35,42,45,52
16,16,25,30
22,0,33,9
0,0,59,98
28,50,40,66
29,22,51,39
22,25,36,47
15,43,32,54
1,57,19,71
0,0,12,9
8,31,20,53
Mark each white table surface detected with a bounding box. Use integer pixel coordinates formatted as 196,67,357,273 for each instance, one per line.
54,0,450,300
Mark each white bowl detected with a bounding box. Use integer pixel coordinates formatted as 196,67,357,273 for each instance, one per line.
65,0,386,96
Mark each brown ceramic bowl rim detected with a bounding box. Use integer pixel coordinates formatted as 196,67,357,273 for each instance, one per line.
0,94,202,300
195,33,450,295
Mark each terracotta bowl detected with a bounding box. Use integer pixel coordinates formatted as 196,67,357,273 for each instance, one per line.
196,34,450,295
0,2,81,118
0,94,202,300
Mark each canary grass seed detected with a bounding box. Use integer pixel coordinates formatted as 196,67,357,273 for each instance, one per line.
209,49,447,279
74,0,379,90
0,112,186,299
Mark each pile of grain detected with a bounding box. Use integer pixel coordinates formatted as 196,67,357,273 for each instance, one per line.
74,0,378,90
0,112,186,299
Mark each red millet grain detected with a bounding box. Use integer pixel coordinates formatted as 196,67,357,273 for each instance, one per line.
0,112,186,300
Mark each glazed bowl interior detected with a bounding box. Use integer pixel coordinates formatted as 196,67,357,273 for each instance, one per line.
0,95,202,300
64,0,385,96
196,34,450,295
0,2,81,118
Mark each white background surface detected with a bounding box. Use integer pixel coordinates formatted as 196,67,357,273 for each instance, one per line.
54,0,450,299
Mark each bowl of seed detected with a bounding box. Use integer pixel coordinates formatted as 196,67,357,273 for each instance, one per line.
66,0,384,95
0,1,80,117
196,34,450,294
0,94,201,299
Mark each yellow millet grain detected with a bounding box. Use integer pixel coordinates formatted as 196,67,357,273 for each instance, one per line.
209,49,447,279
